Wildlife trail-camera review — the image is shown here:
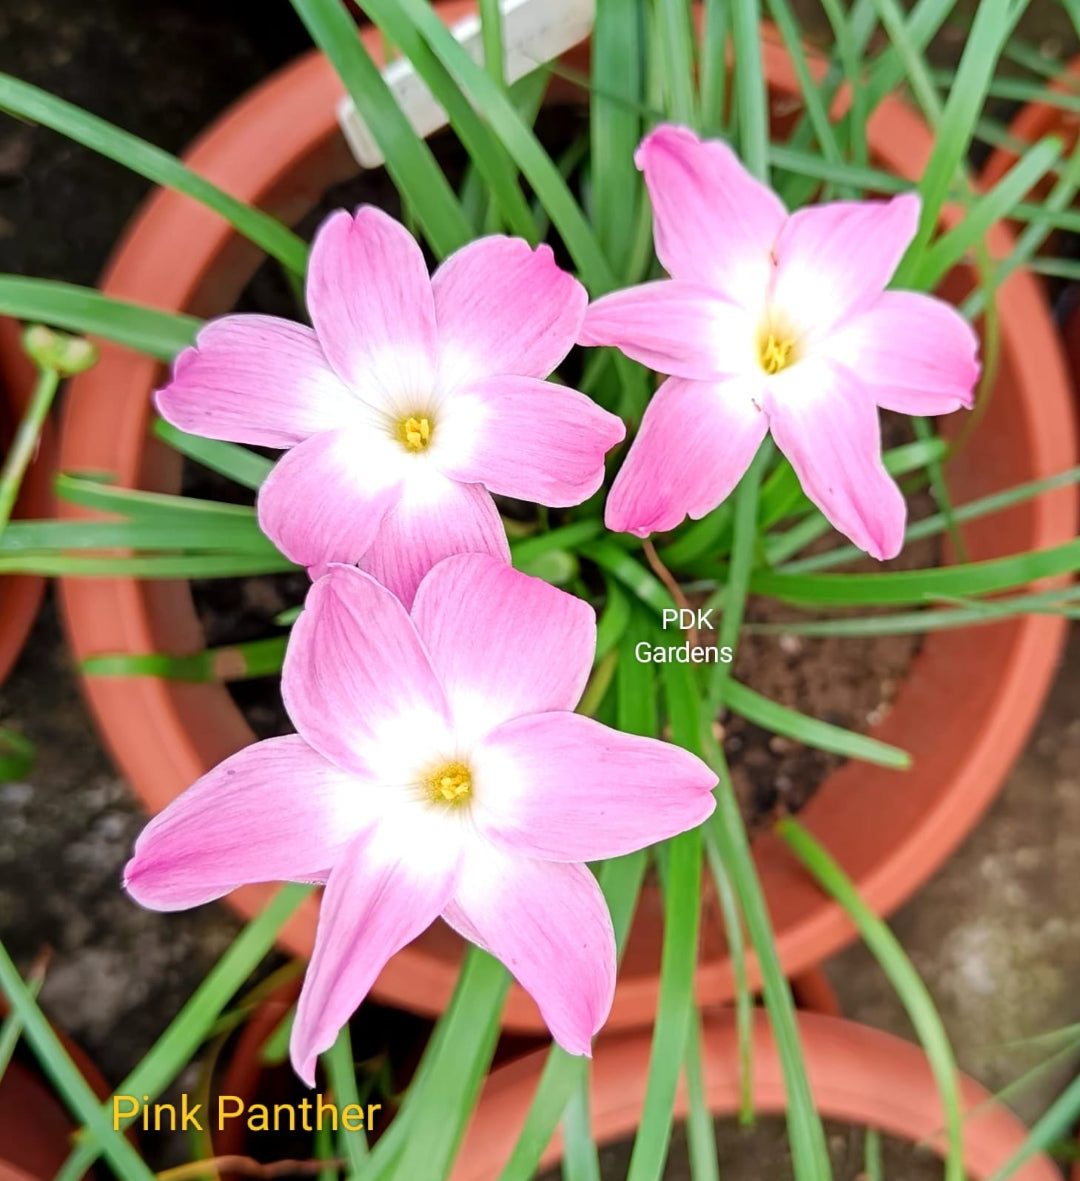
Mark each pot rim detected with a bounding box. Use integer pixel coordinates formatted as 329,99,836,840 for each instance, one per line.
56,8,1079,1030
451,1010,1061,1181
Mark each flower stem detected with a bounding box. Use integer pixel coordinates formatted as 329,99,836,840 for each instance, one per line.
0,365,58,541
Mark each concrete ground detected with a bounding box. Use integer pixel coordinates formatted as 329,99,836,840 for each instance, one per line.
2,0,1080,1174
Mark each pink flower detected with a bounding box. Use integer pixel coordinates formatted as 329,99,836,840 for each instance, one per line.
581,125,980,560
157,207,626,605
124,554,717,1083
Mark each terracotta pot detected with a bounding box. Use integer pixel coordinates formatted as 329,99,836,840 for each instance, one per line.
57,10,1078,1031
451,1011,1060,1181
0,316,54,688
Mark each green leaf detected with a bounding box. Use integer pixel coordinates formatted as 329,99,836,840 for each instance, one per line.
753,538,1080,608
893,0,1018,285
591,0,645,277
0,276,199,361
0,552,296,577
657,0,698,127
0,941,157,1181
0,729,34,781
778,819,964,1181
356,0,538,242
386,0,618,294
290,0,472,259
561,1074,601,1181
684,1013,722,1181
0,74,308,275
914,135,1062,290
0,518,273,554
371,951,510,1181
746,584,1080,638
723,678,912,770
730,0,769,180
780,466,1080,574
706,764,832,1181
154,419,273,490
323,1026,369,1169
56,472,259,521
82,635,289,682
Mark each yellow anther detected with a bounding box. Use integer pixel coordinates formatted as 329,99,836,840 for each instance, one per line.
426,760,472,807
758,332,796,376
398,414,433,452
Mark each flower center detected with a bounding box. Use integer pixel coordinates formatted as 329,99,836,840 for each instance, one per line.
758,330,797,376
425,760,472,807
397,414,433,452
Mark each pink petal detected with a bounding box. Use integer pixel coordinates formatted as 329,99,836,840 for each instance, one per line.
156,316,356,448
821,291,980,416
291,823,460,1086
765,358,906,560
443,847,614,1055
359,470,510,609
411,554,596,746
282,564,452,779
472,712,717,861
579,281,759,380
256,428,405,578
605,375,769,537
124,736,368,911
432,237,587,388
770,193,921,340
433,375,625,507
636,124,787,310
306,207,437,408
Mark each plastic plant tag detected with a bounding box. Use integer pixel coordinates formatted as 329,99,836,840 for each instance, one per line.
337,0,596,168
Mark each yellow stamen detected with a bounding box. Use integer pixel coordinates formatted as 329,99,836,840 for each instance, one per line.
425,760,472,807
758,331,797,376
397,414,433,452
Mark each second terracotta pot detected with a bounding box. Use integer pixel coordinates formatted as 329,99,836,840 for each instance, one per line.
451,1011,1060,1181
57,10,1078,1031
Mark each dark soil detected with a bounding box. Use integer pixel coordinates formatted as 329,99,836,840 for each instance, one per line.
725,417,939,832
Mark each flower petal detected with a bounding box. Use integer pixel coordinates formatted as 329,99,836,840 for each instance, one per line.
256,427,405,578
636,124,787,310
433,375,625,507
765,357,906,560
282,564,452,781
579,281,759,380
432,237,587,388
156,316,357,448
443,847,614,1055
605,375,768,537
291,821,460,1086
306,207,437,408
124,736,369,911
821,291,980,416
411,554,596,747
770,193,921,340
472,712,717,861
359,470,510,609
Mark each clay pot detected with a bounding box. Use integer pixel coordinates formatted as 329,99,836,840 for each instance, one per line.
451,1011,1060,1181
57,9,1078,1031
0,316,54,688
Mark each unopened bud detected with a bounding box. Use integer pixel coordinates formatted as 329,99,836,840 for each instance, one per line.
22,325,99,376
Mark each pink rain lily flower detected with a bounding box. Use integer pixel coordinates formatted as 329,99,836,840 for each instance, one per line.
124,554,717,1083
581,125,980,560
157,206,625,605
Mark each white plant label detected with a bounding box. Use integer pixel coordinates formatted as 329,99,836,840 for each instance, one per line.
338,0,596,169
